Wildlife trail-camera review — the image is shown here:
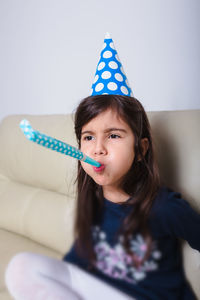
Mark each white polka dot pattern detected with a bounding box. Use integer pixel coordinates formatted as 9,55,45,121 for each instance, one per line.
91,34,133,96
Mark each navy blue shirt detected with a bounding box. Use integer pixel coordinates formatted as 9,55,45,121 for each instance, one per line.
63,187,200,299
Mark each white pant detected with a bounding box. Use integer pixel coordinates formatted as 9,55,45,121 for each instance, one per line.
5,252,134,300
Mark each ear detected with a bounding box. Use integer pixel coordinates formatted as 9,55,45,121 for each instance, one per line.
138,138,149,161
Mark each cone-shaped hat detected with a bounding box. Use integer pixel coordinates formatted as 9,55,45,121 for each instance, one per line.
91,33,133,97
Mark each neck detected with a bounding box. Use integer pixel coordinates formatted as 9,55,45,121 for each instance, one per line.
103,186,130,204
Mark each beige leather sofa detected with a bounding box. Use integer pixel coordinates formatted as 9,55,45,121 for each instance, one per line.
0,110,199,299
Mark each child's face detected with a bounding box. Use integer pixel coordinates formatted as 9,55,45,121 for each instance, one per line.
80,108,135,196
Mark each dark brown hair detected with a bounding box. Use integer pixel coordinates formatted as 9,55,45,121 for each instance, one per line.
74,94,160,266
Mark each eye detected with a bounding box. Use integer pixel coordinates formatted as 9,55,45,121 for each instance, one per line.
83,135,94,141
109,134,121,139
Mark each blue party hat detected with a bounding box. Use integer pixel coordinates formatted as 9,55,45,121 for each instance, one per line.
91,33,133,97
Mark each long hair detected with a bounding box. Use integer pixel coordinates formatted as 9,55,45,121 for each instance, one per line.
74,94,160,266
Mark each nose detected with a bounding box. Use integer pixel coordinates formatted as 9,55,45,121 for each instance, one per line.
93,139,107,156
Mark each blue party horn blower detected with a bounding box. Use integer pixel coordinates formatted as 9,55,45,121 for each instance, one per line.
19,119,101,168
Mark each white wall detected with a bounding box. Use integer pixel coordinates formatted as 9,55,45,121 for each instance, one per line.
0,0,200,121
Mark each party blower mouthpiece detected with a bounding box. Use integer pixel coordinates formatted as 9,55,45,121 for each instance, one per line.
19,119,101,168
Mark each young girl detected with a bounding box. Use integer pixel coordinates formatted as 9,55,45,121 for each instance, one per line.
5,94,200,300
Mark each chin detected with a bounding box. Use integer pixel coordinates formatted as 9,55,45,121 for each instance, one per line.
92,176,108,186
93,179,106,186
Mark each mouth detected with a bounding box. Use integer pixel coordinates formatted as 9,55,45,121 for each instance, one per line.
93,163,105,173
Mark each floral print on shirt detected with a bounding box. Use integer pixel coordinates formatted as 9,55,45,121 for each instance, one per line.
92,226,162,284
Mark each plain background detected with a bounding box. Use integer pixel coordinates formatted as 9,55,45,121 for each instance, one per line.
0,0,200,121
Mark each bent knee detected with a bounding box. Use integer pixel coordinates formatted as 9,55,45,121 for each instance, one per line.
5,252,35,288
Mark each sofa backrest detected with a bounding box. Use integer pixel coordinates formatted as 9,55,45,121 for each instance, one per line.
0,114,78,254
148,110,200,211
0,115,77,196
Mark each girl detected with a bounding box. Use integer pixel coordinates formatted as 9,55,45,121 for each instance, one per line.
5,94,200,300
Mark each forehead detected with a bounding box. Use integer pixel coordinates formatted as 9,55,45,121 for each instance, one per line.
82,108,129,131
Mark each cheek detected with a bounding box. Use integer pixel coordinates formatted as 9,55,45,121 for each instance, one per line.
80,161,91,176
109,148,135,175
119,152,135,171
111,144,135,162
80,143,90,155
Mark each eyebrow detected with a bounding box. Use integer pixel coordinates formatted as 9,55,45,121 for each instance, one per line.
81,128,127,135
